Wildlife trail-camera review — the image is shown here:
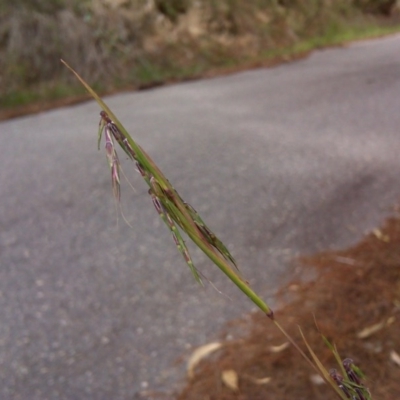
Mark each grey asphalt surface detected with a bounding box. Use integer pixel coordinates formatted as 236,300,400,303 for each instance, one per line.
1,34,400,399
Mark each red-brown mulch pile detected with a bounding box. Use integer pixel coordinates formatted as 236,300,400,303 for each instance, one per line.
176,216,400,399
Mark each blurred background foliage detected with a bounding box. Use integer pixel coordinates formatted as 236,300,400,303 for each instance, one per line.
0,0,399,112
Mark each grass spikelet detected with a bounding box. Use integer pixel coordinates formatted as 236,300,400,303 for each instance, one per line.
104,122,121,201
149,189,202,284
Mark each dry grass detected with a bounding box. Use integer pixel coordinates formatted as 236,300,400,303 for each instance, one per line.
176,215,400,399
2,0,400,114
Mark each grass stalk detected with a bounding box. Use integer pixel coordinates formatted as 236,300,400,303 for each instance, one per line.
62,59,274,317
63,59,371,398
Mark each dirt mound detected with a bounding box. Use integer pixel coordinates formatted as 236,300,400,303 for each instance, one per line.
176,215,400,399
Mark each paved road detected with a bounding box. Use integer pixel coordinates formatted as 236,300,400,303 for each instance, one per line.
1,34,400,399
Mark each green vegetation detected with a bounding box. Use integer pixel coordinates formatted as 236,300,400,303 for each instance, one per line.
1,0,400,115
